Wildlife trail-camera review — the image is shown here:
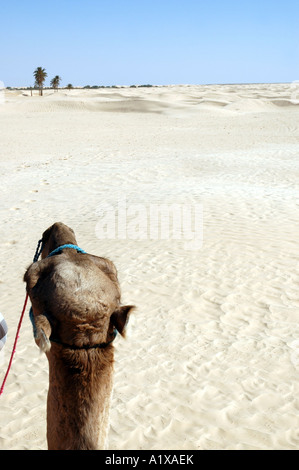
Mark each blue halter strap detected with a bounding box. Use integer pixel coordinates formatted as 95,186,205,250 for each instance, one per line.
47,244,87,258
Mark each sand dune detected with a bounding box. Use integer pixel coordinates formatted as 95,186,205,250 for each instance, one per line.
5,83,298,115
0,83,299,450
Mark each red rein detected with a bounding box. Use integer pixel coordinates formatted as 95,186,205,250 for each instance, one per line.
0,293,29,395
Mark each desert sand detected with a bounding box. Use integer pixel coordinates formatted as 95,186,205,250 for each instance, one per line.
0,83,298,450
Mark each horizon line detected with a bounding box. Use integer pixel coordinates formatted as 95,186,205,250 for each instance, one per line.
3,81,295,90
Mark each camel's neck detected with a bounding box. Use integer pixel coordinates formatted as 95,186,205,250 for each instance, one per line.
46,345,114,450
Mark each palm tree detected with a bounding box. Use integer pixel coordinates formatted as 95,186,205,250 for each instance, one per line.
33,67,47,96
50,75,61,92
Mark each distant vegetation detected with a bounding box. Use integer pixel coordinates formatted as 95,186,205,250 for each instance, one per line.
6,72,157,92
6,84,157,91
83,84,154,89
50,75,62,92
33,67,47,96
130,84,153,88
6,66,156,92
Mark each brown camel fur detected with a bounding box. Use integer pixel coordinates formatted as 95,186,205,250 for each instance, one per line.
24,222,135,450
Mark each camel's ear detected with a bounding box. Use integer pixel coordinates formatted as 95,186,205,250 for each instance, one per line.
111,306,135,337
35,315,52,352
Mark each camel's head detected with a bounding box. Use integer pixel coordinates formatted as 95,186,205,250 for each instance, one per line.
28,301,135,353
40,222,77,259
24,222,135,353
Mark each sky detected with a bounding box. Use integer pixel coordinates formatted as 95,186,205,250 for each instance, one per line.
0,0,298,87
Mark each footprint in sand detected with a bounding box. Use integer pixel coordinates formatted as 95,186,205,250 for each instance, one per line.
4,240,17,246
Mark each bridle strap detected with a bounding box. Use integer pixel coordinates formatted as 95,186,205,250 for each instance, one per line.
47,244,87,257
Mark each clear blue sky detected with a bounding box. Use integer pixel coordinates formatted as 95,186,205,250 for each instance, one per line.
0,0,298,87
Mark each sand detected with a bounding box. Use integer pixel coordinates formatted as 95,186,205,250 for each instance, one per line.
0,83,298,450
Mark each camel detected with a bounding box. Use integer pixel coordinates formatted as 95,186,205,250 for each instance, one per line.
24,222,135,450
